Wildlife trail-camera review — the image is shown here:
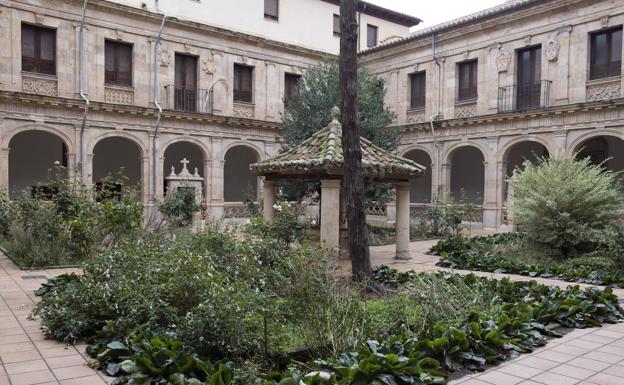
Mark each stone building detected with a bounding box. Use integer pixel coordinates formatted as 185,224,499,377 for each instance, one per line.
0,0,418,219
1,0,623,229
360,0,624,229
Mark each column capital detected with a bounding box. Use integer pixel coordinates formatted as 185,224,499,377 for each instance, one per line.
395,181,410,189
320,179,341,189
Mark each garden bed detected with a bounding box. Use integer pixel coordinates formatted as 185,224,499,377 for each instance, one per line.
31,224,624,385
432,234,624,288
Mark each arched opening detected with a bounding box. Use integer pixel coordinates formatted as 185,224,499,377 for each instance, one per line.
163,141,205,197
8,130,69,199
224,145,259,202
92,137,142,191
449,146,484,204
575,136,624,173
504,141,549,200
403,149,432,203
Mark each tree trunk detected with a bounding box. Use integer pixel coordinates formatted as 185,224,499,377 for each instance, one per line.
340,0,372,281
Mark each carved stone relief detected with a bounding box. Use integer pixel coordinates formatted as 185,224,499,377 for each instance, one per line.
159,48,170,67
545,38,560,61
201,57,216,74
455,102,477,118
105,87,134,105
233,102,254,119
586,81,621,102
407,109,425,124
495,49,511,72
22,75,58,96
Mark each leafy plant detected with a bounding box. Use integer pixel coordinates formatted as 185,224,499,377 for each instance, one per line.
508,156,624,257
160,186,201,227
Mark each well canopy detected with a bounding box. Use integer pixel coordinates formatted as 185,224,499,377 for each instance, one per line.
251,107,425,182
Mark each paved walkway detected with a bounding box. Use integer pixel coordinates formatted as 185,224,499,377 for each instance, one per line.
0,240,621,385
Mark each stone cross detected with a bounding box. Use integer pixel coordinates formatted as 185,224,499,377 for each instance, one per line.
180,158,190,171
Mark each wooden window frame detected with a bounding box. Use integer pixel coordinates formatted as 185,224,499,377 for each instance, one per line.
234,64,254,103
409,71,426,110
590,26,623,80
105,40,133,87
457,60,478,101
367,24,378,48
264,0,279,21
21,23,56,76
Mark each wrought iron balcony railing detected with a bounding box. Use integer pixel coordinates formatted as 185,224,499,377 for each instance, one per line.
164,85,213,114
497,80,552,113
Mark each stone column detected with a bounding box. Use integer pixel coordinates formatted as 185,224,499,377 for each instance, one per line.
320,179,341,253
0,147,9,194
395,182,411,260
263,180,276,222
482,159,499,229
141,156,150,205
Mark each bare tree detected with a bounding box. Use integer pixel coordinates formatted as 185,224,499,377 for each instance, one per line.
340,0,372,281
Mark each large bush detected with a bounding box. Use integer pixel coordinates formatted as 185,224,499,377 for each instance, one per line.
1,170,143,267
508,157,623,257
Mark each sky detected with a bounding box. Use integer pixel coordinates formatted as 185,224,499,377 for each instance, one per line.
366,0,508,30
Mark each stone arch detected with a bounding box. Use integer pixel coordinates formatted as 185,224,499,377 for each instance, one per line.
402,148,432,204
502,140,549,201
573,134,624,173
3,123,75,154
162,139,207,197
221,140,263,162
447,144,485,204
223,144,260,202
88,131,148,158
92,136,143,187
8,130,70,198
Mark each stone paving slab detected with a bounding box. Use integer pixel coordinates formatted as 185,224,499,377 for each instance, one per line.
0,240,622,385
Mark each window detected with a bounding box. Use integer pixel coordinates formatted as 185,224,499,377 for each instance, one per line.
590,27,622,80
234,64,253,103
264,0,279,21
367,24,378,48
105,41,133,87
457,60,478,101
333,14,341,37
284,73,301,100
409,71,426,109
21,24,56,75
174,54,198,112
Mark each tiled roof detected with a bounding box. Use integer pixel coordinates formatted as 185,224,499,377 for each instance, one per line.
251,107,425,179
361,0,543,54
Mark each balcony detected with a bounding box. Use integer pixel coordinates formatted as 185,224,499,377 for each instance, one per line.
164,85,213,114
498,80,552,113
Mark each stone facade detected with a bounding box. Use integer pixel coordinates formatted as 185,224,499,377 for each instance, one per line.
360,0,624,229
1,0,624,228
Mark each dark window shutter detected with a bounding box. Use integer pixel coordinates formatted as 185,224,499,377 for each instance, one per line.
458,60,478,101
284,73,301,99
234,64,253,103
264,0,279,20
410,72,425,109
21,24,56,75
590,27,622,80
333,14,341,36
367,25,378,48
105,40,133,86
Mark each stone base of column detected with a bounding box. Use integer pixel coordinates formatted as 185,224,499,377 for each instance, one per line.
482,207,500,230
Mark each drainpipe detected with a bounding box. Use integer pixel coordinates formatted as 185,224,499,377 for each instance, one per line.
152,1,166,202
78,0,89,184
430,33,443,199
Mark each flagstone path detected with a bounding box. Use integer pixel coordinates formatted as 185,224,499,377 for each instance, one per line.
0,240,621,385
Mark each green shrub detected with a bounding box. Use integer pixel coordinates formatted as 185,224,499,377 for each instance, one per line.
0,192,12,237
508,157,623,257
245,202,305,246
2,171,143,267
159,186,200,227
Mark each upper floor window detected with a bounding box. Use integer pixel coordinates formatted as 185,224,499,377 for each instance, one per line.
284,73,301,100
367,24,378,48
234,64,254,103
457,60,478,101
264,0,279,21
333,14,341,37
409,71,426,109
21,24,56,76
590,27,622,80
174,53,198,112
105,40,133,87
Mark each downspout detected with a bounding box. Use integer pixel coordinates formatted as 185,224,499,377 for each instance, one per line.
78,0,89,184
152,1,166,203
430,33,443,199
